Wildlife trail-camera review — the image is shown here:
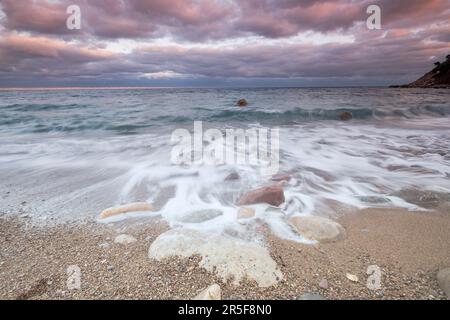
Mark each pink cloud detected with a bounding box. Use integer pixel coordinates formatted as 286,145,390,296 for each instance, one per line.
0,0,449,86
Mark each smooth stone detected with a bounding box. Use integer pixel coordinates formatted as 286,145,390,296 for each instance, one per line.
393,189,450,209
358,196,391,204
340,111,353,121
193,284,221,300
237,207,256,219
346,273,359,282
437,268,450,298
299,293,327,300
99,243,110,249
237,185,285,207
225,172,240,181
319,279,329,289
179,209,223,223
148,229,283,287
114,234,137,244
237,99,248,107
100,202,153,219
387,165,439,175
290,216,346,243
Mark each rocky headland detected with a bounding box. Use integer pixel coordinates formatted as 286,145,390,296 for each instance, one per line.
390,55,450,89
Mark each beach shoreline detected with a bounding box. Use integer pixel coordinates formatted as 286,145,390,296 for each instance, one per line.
1,207,449,300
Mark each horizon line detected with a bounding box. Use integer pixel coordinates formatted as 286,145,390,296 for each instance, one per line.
0,85,390,91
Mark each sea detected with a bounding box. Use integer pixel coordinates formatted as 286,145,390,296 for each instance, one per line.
0,87,449,242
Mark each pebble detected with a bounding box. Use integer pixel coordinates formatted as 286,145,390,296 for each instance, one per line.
346,273,359,282
114,234,137,245
193,284,221,300
319,279,329,289
99,243,110,249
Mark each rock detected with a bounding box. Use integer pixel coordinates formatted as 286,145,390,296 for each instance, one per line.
99,202,153,219
225,172,240,181
387,165,439,175
437,268,450,298
237,207,256,219
346,273,359,283
271,173,291,182
357,196,391,204
193,284,221,300
148,228,283,287
340,111,353,121
393,189,450,209
299,293,326,300
290,216,346,243
237,185,285,207
237,99,248,107
319,279,329,290
394,56,450,88
99,243,110,249
114,234,137,245
179,209,223,223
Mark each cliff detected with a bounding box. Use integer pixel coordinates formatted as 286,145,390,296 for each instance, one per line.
391,55,450,88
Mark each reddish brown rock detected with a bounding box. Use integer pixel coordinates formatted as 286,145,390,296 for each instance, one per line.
237,186,285,207
340,111,353,121
237,99,248,107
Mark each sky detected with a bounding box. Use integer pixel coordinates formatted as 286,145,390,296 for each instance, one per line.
0,0,449,88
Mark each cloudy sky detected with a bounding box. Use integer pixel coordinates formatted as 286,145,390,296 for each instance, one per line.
0,0,449,87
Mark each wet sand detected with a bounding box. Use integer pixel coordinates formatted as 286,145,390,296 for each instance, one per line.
0,207,449,300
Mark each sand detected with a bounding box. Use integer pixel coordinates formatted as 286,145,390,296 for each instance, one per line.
0,207,449,300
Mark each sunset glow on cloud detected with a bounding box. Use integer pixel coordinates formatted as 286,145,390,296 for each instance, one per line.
0,0,449,87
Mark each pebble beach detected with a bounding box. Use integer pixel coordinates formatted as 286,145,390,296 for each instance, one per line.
1,204,449,300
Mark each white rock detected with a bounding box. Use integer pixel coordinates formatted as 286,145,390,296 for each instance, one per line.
99,243,110,249
290,216,346,242
114,234,137,244
100,202,153,219
148,229,283,287
346,273,359,282
193,284,221,300
437,268,450,298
